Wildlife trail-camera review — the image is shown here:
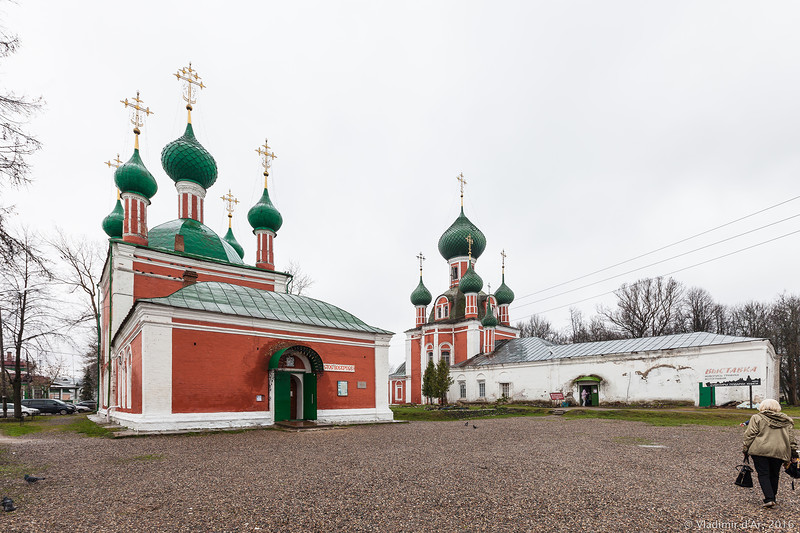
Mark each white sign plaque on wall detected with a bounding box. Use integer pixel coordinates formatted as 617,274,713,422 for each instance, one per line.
324,363,355,373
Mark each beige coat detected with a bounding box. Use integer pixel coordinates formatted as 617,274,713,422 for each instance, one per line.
742,411,797,462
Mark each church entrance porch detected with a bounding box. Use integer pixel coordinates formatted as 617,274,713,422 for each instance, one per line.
269,346,322,422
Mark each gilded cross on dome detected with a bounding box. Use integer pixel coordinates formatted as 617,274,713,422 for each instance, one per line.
174,62,205,122
104,154,123,169
256,139,277,187
501,249,507,273
221,189,239,228
456,172,467,207
120,91,153,148
416,252,426,274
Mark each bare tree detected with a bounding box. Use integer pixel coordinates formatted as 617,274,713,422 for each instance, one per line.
729,301,772,338
568,307,621,343
0,230,63,418
515,314,564,343
679,287,719,333
284,260,314,296
771,294,800,405
48,230,103,329
600,277,684,338
0,27,42,262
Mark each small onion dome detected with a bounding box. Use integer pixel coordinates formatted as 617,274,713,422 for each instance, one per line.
223,227,245,260
410,276,432,306
438,207,487,260
459,264,483,294
482,301,498,328
247,188,283,233
161,123,218,190
114,149,158,199
101,198,124,238
495,274,515,305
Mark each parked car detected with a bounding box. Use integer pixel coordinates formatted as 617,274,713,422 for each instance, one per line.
72,404,91,413
0,404,39,417
21,399,76,415
76,400,97,411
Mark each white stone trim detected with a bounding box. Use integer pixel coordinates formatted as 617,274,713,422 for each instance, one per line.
175,180,207,198
100,410,274,432
317,407,393,423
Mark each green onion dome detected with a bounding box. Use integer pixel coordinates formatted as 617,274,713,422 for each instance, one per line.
148,219,244,264
494,274,515,305
101,198,124,238
223,226,245,260
247,188,283,233
438,207,486,260
161,123,218,190
459,264,483,294
410,276,432,306
114,149,158,199
482,300,498,328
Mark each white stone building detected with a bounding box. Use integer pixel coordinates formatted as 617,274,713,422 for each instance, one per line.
450,332,778,406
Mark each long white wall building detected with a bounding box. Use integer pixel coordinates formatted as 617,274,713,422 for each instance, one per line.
450,332,778,406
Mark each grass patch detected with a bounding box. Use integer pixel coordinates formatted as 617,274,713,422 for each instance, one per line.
59,417,115,438
390,405,549,421
0,418,48,437
563,409,751,427
114,453,164,464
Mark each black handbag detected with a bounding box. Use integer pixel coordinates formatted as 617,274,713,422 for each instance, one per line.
735,460,754,488
784,459,800,490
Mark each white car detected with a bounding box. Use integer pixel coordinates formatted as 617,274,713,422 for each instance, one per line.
72,404,91,413
0,404,40,417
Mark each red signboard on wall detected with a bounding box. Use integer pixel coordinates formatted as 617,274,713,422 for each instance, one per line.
549,392,565,401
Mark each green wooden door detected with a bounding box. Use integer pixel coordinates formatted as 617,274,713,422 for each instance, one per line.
698,382,716,407
590,386,599,406
303,373,317,420
274,371,291,422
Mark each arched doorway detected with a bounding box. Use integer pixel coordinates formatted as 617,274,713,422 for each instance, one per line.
269,346,323,422
575,376,601,406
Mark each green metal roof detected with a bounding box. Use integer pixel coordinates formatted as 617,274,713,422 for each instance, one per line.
458,264,483,294
148,218,244,264
102,199,124,238
223,226,245,259
410,276,432,306
161,123,218,190
247,187,283,233
438,207,486,260
114,148,158,199
495,273,514,305
140,281,393,334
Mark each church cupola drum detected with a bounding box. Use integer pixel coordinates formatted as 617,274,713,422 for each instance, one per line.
115,91,157,245
161,63,216,224
438,173,486,288
410,252,432,327
247,139,283,270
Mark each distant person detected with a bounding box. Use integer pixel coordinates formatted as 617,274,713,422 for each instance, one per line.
581,388,589,407
742,399,798,508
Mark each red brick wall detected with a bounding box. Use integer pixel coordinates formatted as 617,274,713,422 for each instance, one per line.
170,326,377,414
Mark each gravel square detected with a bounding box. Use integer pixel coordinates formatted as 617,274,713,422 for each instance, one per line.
1,416,798,532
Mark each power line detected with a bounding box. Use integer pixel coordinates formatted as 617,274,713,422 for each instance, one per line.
511,226,800,323
515,193,800,302
512,211,800,310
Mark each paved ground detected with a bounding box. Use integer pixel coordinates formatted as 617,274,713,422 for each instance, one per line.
1,416,798,532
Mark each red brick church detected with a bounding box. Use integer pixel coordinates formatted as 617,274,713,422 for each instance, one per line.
392,178,519,404
99,65,393,431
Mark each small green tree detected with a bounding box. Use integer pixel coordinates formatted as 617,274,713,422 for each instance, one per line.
421,359,436,404
436,358,454,405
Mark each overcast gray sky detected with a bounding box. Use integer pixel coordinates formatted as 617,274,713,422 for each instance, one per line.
4,1,800,369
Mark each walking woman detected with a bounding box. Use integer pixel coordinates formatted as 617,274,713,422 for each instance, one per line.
742,399,798,508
